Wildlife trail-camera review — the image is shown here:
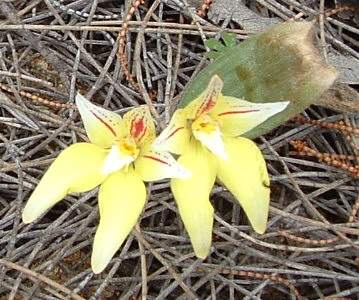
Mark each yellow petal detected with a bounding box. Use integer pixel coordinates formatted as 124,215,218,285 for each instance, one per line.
171,142,217,258
184,75,223,119
22,143,107,224
122,105,155,147
213,96,289,137
153,109,190,155
91,168,146,273
76,93,123,148
102,141,138,175
135,148,190,181
192,114,227,160
217,137,270,234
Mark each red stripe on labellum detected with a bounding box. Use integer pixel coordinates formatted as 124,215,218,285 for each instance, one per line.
143,155,170,166
166,126,184,140
196,87,219,116
138,126,147,141
91,110,116,136
197,96,217,117
218,109,260,116
130,115,146,140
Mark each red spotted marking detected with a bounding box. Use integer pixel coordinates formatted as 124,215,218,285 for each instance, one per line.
165,126,184,140
143,155,171,166
91,110,116,136
130,115,147,141
217,109,260,116
196,85,221,116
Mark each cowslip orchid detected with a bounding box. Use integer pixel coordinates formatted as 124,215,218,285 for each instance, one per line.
22,95,189,273
154,75,289,259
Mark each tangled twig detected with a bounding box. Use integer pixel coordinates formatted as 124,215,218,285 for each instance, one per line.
288,5,355,21
278,230,338,245
117,0,144,92
196,0,213,18
290,140,359,178
197,267,302,300
294,116,359,135
0,82,74,109
0,259,85,300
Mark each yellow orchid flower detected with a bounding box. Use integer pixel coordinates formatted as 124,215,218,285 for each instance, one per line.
22,94,190,274
154,75,289,259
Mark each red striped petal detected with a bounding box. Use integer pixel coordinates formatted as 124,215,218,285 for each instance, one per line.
123,106,155,146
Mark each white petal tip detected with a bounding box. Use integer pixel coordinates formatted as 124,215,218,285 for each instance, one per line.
281,101,290,109
194,249,209,260
22,209,37,224
22,214,34,224
91,253,110,274
210,75,224,91
253,226,266,235
91,264,106,274
273,101,290,112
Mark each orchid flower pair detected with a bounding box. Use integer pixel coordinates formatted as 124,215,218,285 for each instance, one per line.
22,75,288,273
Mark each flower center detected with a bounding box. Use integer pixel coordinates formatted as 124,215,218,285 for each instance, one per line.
102,137,140,175
118,138,139,158
191,114,217,134
191,114,228,160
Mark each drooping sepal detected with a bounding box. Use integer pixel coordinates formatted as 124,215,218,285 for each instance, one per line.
171,141,217,258
91,168,146,273
22,143,107,224
217,137,270,234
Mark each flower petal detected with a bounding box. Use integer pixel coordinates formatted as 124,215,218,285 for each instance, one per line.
192,120,227,160
76,93,123,148
217,137,270,234
135,148,190,181
153,109,190,155
171,142,217,258
102,144,135,175
184,75,223,119
22,143,107,224
123,105,155,147
213,96,289,137
91,168,146,274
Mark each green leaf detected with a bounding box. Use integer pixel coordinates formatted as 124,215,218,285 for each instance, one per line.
204,33,238,61
222,32,237,48
204,38,226,52
180,21,337,139
206,51,222,60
